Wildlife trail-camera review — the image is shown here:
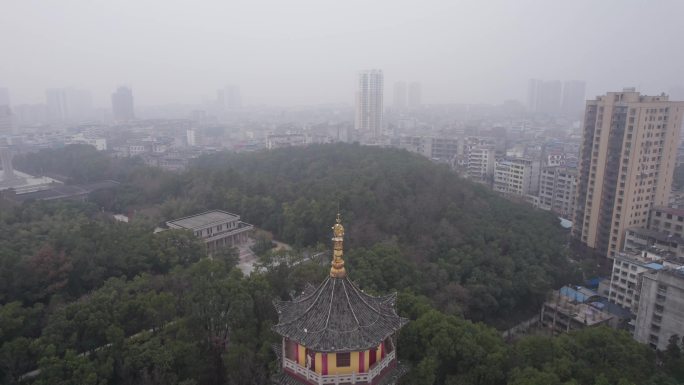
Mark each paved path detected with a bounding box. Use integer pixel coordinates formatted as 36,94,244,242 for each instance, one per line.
236,239,258,275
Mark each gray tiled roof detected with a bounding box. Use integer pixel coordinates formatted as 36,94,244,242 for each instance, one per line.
166,210,238,230
273,276,408,352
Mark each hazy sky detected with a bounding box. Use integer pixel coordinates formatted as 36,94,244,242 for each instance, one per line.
1,0,683,107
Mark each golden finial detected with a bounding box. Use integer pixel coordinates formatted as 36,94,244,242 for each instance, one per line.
330,213,346,278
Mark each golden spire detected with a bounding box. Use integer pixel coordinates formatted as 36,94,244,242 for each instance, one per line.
330,213,346,278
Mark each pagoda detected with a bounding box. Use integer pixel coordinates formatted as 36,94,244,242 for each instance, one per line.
272,214,409,385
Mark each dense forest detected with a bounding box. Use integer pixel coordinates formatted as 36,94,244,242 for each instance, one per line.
15,144,577,323
2,144,682,384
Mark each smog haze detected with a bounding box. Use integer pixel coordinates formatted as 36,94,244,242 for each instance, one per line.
2,0,683,106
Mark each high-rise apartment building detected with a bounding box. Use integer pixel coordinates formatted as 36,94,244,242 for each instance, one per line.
562,80,587,117
538,80,562,116
0,88,11,134
527,79,538,112
46,88,93,123
528,79,562,115
408,82,421,109
218,85,241,110
0,106,12,134
0,88,10,107
573,89,684,258
393,82,406,111
355,69,383,138
13,104,47,127
45,88,69,123
111,86,135,121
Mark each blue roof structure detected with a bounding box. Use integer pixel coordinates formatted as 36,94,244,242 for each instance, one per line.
645,262,664,270
585,277,602,288
560,286,597,303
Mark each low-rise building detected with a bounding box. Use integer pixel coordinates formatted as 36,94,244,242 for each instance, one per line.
266,133,333,150
429,136,460,162
540,285,614,335
396,136,460,163
544,152,566,167
67,133,107,151
649,206,684,238
623,227,684,257
166,210,254,254
633,267,684,350
494,157,540,196
267,133,307,149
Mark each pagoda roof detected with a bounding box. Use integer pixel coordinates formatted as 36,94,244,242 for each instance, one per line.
273,276,408,352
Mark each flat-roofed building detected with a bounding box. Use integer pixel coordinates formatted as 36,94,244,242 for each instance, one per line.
609,250,670,313
166,210,253,254
266,133,307,149
624,227,684,257
539,166,577,217
494,157,540,196
649,206,684,238
540,285,614,335
467,146,495,181
634,267,684,350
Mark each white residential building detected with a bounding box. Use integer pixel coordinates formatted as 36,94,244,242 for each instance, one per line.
494,158,540,196
539,167,577,217
467,146,495,181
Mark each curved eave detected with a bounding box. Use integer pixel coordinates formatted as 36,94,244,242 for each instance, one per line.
271,276,409,352
272,318,408,353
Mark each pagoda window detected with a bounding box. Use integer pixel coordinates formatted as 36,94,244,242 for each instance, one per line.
336,352,351,367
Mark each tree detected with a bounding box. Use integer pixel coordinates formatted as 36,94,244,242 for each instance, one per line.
22,246,72,303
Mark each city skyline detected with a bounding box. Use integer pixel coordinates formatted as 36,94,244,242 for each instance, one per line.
2,0,684,107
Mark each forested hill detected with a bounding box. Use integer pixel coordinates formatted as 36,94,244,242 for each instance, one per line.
16,143,574,323
5,144,684,385
184,144,575,322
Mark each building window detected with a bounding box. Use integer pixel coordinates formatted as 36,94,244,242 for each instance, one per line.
336,353,351,367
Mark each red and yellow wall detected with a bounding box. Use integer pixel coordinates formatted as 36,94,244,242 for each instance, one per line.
287,339,387,375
